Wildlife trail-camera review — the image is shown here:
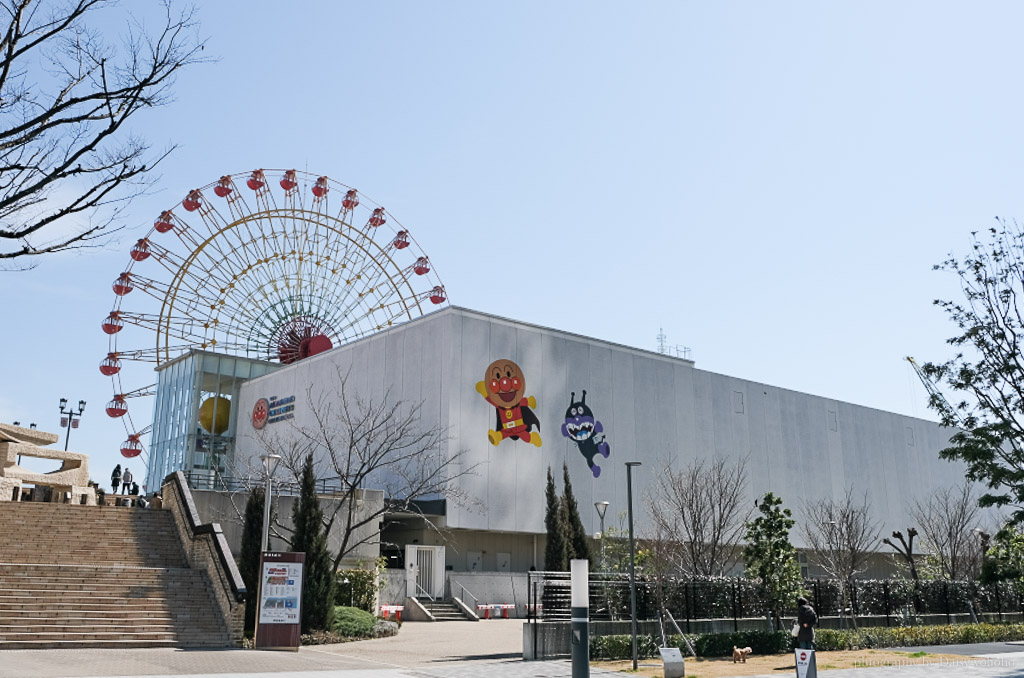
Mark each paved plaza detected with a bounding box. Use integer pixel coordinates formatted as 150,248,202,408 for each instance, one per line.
2,621,1024,678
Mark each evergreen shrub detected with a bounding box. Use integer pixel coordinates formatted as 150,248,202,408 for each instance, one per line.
334,606,376,637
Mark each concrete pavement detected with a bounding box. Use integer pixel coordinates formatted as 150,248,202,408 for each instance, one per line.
0,620,617,678
3,620,1024,678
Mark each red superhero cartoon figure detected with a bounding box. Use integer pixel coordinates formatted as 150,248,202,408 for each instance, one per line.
476,359,542,447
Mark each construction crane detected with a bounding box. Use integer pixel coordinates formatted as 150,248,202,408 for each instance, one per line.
906,356,961,426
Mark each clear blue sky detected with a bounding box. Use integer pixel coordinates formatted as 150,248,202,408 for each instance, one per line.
4,1,1022,487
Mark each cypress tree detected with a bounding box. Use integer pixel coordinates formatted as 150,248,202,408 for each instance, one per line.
562,463,592,564
239,487,264,636
292,453,336,631
544,466,567,571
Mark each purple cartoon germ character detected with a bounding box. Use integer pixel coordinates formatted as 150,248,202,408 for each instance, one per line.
561,390,611,478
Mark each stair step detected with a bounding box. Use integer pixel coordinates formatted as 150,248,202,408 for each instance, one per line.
0,502,232,650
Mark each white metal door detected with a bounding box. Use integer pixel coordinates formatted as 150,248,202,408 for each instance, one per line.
405,545,445,598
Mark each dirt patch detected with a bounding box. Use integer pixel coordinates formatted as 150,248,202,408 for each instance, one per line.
595,649,978,677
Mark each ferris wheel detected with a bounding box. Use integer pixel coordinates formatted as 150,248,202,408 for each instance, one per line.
100,169,448,459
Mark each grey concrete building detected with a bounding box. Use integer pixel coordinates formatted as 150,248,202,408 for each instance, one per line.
213,305,968,583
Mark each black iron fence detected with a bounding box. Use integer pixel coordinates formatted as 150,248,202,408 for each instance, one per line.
526,571,1024,630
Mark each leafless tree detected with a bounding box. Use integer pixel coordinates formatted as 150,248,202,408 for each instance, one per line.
251,368,479,575
0,0,205,267
883,527,921,582
645,456,751,576
911,481,981,580
801,488,882,628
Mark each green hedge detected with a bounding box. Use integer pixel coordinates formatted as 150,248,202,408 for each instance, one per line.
591,631,789,660
815,623,1024,651
693,630,791,656
333,606,376,637
591,623,1024,659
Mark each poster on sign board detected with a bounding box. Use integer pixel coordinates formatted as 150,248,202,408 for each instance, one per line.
256,551,305,651
795,649,817,678
259,560,303,624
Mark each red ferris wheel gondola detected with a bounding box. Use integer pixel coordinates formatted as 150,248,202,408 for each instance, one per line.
120,434,143,458
342,189,359,210
368,207,386,228
312,176,329,198
280,169,297,192
101,312,123,335
106,395,127,418
154,211,174,233
247,169,266,191
112,273,133,296
182,190,202,212
99,353,121,376
213,176,233,198
130,239,151,261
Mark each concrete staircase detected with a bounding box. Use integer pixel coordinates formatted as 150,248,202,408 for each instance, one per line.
0,502,232,649
419,598,473,621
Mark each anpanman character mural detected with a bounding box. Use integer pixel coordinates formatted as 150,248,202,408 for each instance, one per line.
476,359,541,447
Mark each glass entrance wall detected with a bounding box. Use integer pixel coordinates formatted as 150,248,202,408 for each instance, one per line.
147,350,278,492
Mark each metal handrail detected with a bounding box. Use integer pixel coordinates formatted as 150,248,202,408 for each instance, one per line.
414,581,436,603
451,579,479,608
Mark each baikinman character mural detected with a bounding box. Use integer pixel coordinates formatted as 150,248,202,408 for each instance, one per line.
561,390,610,477
476,359,541,447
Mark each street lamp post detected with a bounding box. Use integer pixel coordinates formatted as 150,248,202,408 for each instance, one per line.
625,461,642,672
594,501,609,571
58,398,86,451
260,454,281,552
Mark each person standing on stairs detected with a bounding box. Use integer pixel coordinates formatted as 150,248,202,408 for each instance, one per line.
111,465,122,494
121,467,133,495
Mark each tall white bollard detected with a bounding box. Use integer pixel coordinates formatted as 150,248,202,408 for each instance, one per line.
571,559,590,678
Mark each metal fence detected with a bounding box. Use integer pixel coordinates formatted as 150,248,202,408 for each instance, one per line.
526,571,1024,631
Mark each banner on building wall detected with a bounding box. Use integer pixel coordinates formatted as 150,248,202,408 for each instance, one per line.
475,358,541,447
561,390,611,477
252,395,296,430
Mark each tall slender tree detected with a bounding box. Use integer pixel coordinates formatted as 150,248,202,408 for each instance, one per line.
743,492,804,630
239,487,264,636
544,466,567,571
562,463,591,564
291,453,335,631
923,221,1024,523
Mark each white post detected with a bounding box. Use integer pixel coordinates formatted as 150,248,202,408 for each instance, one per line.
571,559,590,678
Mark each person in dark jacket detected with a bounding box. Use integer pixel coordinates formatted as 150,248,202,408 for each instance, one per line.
796,596,817,650
111,465,122,494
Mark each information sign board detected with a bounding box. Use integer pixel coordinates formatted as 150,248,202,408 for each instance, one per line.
255,551,305,651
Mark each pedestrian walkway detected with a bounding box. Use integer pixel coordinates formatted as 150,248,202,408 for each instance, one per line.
0,620,616,678
3,621,1024,678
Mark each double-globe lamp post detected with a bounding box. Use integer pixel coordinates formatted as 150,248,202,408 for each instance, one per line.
58,398,86,451
260,454,281,552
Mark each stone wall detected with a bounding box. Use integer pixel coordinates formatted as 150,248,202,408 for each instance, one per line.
162,472,246,647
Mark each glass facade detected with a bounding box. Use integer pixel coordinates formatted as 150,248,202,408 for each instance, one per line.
146,350,278,491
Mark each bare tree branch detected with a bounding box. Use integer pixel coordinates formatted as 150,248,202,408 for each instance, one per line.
911,481,982,580
252,366,480,574
801,487,881,628
645,456,751,577
0,0,206,268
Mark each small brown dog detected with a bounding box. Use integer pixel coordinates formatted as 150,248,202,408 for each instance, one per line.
732,646,753,663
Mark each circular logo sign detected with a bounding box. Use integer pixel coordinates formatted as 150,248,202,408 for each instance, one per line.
252,398,269,430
